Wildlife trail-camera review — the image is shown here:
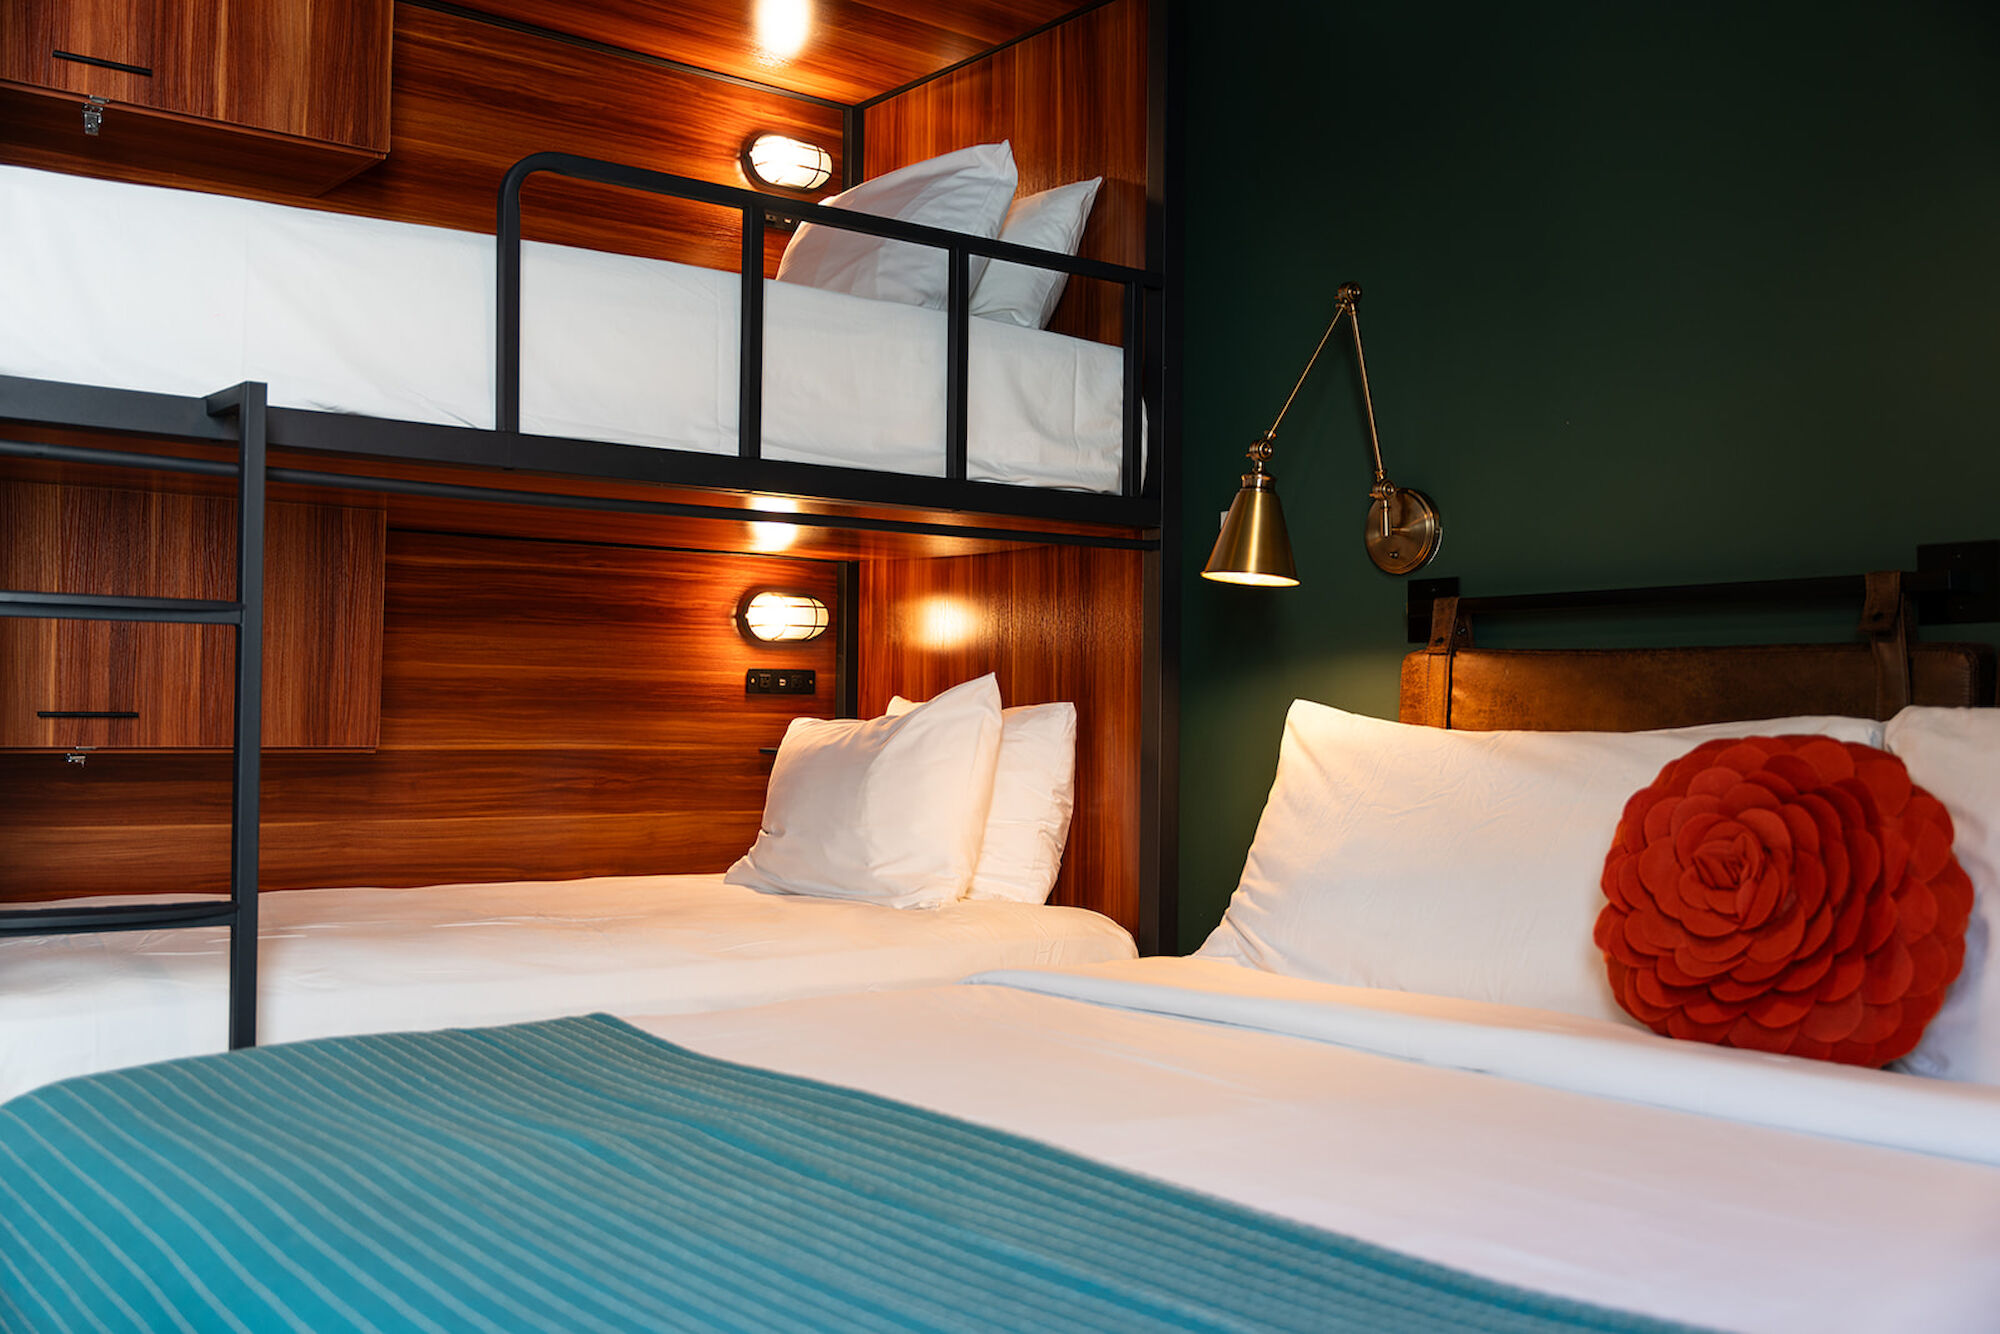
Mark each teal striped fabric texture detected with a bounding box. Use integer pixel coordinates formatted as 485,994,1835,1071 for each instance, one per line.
0,1015,1705,1333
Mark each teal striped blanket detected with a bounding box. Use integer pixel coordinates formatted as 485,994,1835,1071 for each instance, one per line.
0,1015,1700,1333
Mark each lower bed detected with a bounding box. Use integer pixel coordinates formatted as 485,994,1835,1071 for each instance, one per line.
0,873,1134,1104
5,958,1996,1332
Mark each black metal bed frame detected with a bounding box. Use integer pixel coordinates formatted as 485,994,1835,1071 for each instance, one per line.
0,92,1180,1039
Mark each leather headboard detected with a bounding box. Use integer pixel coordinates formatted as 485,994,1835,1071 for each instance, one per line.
1400,642,1995,731
1400,579,1997,731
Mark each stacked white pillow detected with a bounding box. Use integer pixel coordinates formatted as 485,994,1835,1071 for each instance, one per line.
1885,706,2000,1085
969,177,1102,330
726,675,1004,908
775,142,1017,310
726,676,1080,910
1198,700,1885,1025
888,695,1077,903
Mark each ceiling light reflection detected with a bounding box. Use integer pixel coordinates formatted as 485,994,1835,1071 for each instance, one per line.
755,0,811,60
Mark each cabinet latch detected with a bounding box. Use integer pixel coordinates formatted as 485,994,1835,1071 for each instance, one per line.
83,96,108,137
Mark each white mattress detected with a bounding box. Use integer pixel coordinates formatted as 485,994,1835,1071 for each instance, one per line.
0,874,1133,1102
0,165,1136,491
640,957,2000,1334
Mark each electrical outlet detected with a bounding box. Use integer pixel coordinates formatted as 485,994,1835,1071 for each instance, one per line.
746,668,817,695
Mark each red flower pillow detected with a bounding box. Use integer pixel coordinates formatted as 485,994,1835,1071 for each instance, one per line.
1596,735,1973,1067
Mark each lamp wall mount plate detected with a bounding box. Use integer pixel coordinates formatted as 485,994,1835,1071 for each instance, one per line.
1364,483,1443,576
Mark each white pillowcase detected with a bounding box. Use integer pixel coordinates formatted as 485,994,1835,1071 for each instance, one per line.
969,177,1102,330
889,695,1077,904
1885,706,2000,1085
724,674,1003,908
775,142,1017,310
1197,700,1886,1025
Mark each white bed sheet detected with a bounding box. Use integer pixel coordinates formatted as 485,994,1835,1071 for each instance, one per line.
0,165,1136,491
0,873,1132,1103
639,957,2000,1334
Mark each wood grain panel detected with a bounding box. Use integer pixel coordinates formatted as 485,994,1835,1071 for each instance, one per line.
0,530,839,898
0,0,389,194
314,4,844,272
0,82,388,195
0,482,385,749
863,0,1147,343
0,0,159,103
448,0,1084,104
155,0,392,149
860,543,1142,934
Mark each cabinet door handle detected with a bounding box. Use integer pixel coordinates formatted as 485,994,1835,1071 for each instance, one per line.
52,51,154,78
38,710,140,720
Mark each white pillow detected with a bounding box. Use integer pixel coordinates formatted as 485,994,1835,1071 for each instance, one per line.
889,695,1077,904
1885,706,2000,1085
775,142,1017,310
724,674,1003,908
1197,701,1886,1024
969,177,1102,330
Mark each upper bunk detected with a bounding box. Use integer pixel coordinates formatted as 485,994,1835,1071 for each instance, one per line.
0,0,1172,551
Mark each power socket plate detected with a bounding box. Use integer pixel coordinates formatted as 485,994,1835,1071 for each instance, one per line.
746,668,816,695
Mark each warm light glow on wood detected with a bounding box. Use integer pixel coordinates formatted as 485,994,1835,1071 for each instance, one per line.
754,0,812,61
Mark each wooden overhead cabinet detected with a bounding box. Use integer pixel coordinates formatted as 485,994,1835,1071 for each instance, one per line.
0,482,386,752
0,0,391,195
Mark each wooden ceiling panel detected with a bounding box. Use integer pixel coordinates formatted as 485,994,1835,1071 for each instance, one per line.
438,0,1090,104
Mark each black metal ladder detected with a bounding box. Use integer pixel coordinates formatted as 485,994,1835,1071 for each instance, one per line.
0,382,268,1050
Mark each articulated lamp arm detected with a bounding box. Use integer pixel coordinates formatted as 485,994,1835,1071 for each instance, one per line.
1202,282,1442,584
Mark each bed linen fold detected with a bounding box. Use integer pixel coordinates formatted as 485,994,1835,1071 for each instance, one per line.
641,968,2000,1334
970,957,2000,1166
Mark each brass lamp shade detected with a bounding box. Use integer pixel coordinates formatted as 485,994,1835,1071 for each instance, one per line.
1203,472,1299,586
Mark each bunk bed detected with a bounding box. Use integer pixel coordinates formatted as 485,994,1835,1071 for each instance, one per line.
0,1,1180,1073
5,606,1996,1331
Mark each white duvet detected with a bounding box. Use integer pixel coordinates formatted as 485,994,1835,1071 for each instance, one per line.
0,165,1136,491
0,874,1133,1103
639,957,2000,1334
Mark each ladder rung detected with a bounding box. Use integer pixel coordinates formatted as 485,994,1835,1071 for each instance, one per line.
0,900,238,937
0,591,243,624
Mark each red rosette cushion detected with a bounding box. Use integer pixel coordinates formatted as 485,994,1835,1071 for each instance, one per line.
1596,736,1973,1067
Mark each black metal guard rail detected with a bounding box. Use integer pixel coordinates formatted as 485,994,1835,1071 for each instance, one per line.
497,151,1161,498
1405,549,2000,645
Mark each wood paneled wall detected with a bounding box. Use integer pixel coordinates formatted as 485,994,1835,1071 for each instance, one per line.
0,530,840,898
428,0,1084,105
0,483,384,750
862,0,1149,342
309,4,843,274
860,544,1144,934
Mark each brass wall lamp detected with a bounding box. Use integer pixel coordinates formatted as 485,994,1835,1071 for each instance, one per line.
1203,282,1442,584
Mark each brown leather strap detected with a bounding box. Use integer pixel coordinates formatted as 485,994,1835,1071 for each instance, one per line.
1426,595,1467,654
1861,571,1912,719
1420,596,1468,727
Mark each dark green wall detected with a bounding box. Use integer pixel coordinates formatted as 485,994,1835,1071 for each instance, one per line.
1177,0,2000,950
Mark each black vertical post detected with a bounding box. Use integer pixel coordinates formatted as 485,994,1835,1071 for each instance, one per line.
495,164,527,434
842,104,865,189
740,208,766,461
945,246,970,482
836,561,860,719
227,382,266,1049
1122,281,1144,498
1138,0,1184,956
